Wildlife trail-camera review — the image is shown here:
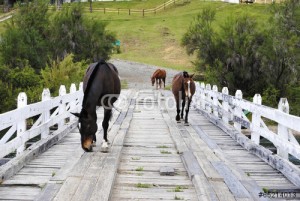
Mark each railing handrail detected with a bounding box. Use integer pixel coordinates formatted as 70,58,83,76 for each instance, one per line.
193,82,300,161
0,83,83,159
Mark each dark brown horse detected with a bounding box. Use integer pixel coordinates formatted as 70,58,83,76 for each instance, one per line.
172,71,195,124
72,60,121,152
151,69,166,89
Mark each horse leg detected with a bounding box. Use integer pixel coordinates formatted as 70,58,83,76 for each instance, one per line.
175,96,180,122
102,108,112,149
156,78,158,89
92,131,97,147
184,99,192,125
181,98,185,119
163,77,166,89
158,79,161,89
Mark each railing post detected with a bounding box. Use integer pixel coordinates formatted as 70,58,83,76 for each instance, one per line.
234,90,243,132
69,84,77,121
277,98,289,159
251,94,261,145
58,85,66,129
212,85,218,118
194,82,201,108
17,92,27,156
200,82,206,110
205,84,212,114
222,87,229,124
41,88,51,139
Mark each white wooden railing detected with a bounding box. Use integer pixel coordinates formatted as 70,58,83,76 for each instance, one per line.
193,82,300,161
0,83,83,159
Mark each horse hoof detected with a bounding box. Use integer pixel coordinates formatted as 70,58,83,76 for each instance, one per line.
177,121,181,123
102,140,108,148
101,141,109,152
101,147,109,153
184,122,189,126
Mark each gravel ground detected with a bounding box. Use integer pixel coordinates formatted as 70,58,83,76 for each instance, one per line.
110,59,180,89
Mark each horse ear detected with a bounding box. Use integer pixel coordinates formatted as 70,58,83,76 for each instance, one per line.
71,112,80,118
190,74,195,79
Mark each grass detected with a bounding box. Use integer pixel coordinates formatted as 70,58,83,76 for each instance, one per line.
168,186,188,192
135,166,144,171
0,1,273,72
121,80,128,89
165,84,172,90
174,195,184,200
136,183,152,188
87,1,272,71
131,157,141,160
160,150,172,154
157,145,169,148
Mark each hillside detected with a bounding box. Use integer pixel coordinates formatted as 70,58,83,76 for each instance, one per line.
84,1,272,71
0,1,273,71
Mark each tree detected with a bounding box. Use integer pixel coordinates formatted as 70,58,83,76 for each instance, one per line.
182,9,267,96
49,3,116,63
182,3,300,98
41,54,87,96
261,0,300,96
0,0,50,71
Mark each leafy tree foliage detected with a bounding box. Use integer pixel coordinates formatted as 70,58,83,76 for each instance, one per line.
0,0,117,113
41,54,87,96
0,0,50,70
182,1,300,101
49,3,116,62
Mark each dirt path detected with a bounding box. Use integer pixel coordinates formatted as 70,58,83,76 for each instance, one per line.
111,59,180,89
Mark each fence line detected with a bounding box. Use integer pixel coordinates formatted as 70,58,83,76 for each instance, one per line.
85,0,191,16
193,82,300,161
0,83,83,159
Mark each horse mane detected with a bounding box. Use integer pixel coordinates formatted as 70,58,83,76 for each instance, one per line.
82,59,107,107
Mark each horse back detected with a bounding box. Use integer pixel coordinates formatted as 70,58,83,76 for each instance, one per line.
83,61,120,96
171,73,183,95
152,69,166,79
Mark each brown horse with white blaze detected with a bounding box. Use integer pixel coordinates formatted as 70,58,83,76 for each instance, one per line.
172,71,195,124
151,69,166,89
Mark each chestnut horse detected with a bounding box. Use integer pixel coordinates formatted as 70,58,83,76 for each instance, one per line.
72,60,121,152
172,71,195,124
151,69,166,89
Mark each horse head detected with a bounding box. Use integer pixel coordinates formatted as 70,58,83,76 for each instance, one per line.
183,73,195,100
151,76,155,86
72,109,97,152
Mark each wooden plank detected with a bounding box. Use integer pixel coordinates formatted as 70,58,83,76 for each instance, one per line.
53,177,81,201
210,181,236,201
34,183,62,201
211,161,251,198
193,152,223,182
89,158,117,201
71,178,97,201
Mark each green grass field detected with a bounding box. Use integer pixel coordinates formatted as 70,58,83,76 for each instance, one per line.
84,1,272,71
0,1,273,71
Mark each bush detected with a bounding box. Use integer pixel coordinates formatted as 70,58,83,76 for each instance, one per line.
41,54,87,96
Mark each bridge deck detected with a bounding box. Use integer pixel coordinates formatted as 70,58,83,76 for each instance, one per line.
0,89,299,201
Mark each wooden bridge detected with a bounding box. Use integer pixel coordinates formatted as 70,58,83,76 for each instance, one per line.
1,82,300,200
